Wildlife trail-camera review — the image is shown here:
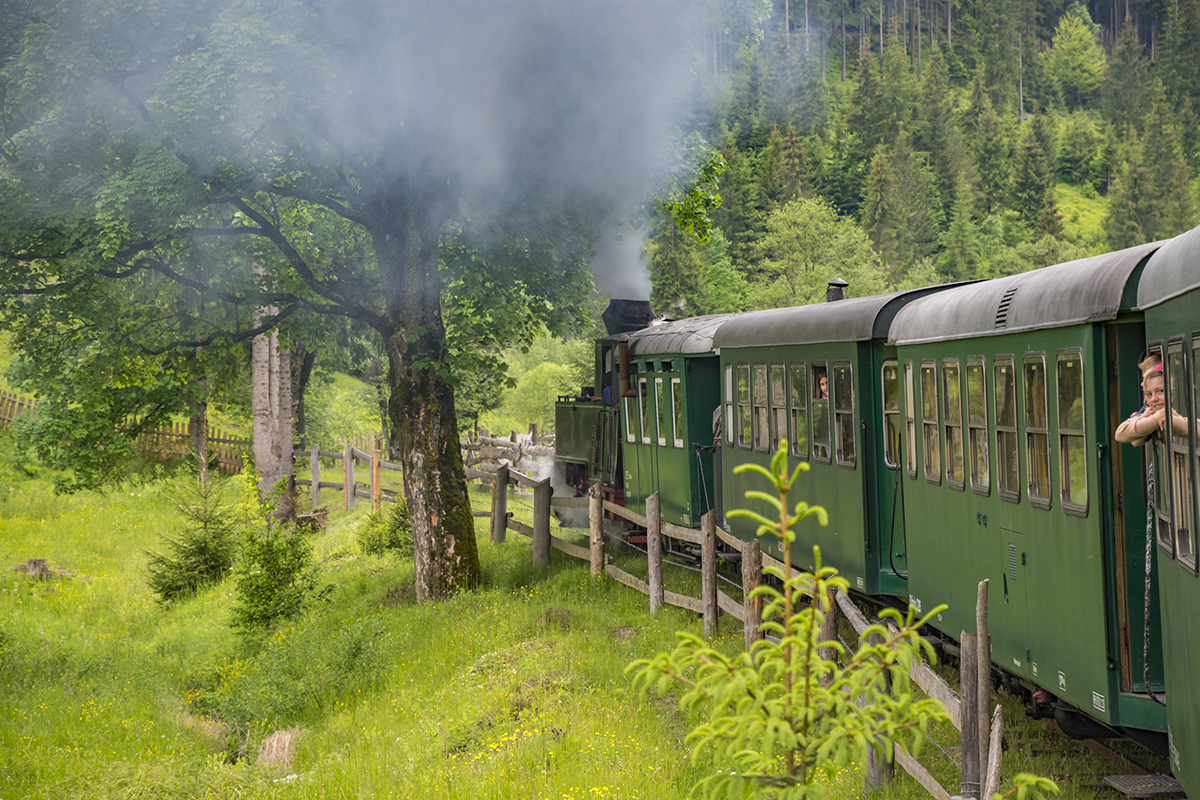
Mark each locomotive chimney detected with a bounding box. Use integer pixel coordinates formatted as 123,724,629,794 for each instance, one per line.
826,278,849,303
602,299,656,335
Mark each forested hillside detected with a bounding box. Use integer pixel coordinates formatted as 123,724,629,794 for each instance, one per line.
648,0,1200,316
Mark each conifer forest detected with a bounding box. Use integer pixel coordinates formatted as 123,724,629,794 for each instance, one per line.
649,0,1200,317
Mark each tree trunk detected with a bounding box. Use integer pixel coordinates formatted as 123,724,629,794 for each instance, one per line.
374,188,481,602
292,345,317,450
252,327,295,519
188,386,208,487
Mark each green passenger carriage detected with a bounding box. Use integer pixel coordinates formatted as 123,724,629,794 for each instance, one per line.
1137,225,1200,792
712,289,952,596
888,242,1167,745
620,314,736,528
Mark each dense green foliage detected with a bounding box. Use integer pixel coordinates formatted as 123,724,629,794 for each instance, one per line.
355,497,413,558
647,0,1200,318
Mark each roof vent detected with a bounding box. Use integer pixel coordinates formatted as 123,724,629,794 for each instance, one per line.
995,286,1019,329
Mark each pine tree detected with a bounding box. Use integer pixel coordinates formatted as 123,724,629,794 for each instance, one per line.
1057,112,1097,185
1045,10,1105,110
972,98,1011,215
846,50,888,160
1105,130,1155,249
647,218,705,317
861,145,901,278
1101,19,1151,134
1090,123,1122,195
916,48,976,211
1012,129,1051,229
1158,0,1200,119
1142,94,1197,238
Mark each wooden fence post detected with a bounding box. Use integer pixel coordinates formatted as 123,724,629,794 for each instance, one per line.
372,440,381,510
742,540,762,650
647,492,663,612
960,631,981,799
976,579,991,779
491,465,509,544
864,623,895,790
529,422,538,444
344,442,355,510
589,484,604,579
702,511,718,638
310,445,320,511
532,477,552,568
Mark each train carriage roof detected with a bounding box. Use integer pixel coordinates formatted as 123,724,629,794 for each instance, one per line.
710,285,960,350
626,313,741,356
888,241,1163,346
1137,224,1200,310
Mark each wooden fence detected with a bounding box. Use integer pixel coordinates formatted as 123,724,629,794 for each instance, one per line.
482,466,1004,799
293,440,403,512
131,422,247,475
461,425,554,487
0,390,36,427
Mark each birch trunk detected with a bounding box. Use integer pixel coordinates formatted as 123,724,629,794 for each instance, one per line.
252,327,295,519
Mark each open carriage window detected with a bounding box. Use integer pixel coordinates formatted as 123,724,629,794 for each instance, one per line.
833,362,855,467
1166,340,1195,569
1023,354,1051,509
771,364,786,452
921,361,940,484
967,358,990,495
882,361,900,469
995,357,1019,502
943,359,964,490
812,362,830,462
790,362,808,460
1057,350,1087,515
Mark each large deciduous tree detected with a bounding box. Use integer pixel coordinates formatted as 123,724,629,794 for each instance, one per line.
0,0,697,600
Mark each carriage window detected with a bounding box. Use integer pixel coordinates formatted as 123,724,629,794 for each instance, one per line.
833,362,856,467
724,365,734,448
921,361,940,484
812,362,830,462
904,361,916,478
639,377,652,445
1146,345,1174,558
753,364,770,452
672,378,684,448
790,362,809,460
737,364,751,449
882,361,900,469
655,378,668,447
967,359,990,495
1024,354,1051,509
771,364,786,452
1167,341,1195,569
995,357,1019,502
944,360,964,490
1057,351,1087,515
624,393,636,443
1192,335,1200,567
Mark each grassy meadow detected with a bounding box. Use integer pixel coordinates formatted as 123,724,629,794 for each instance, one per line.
0,438,1166,800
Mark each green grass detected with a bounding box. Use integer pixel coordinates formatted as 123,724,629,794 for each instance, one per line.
0,469,1166,799
1055,183,1110,254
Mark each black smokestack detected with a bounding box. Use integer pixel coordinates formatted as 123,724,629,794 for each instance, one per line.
602,299,656,335
826,278,849,303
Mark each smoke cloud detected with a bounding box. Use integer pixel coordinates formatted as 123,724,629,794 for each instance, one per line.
322,0,700,300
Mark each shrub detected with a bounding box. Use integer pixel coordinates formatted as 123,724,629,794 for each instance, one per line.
355,498,412,557
229,470,321,631
145,478,238,604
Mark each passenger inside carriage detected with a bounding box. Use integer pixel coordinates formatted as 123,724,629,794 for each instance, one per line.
1115,359,1194,445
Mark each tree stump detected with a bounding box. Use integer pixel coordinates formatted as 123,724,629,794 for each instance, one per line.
27,559,49,580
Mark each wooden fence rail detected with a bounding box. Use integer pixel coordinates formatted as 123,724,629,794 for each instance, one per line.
489,465,1002,798
293,440,403,512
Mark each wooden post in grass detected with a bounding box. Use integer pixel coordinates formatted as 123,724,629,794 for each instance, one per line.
371,439,381,510
701,511,718,638
491,465,509,543
589,483,604,578
864,622,894,790
27,559,48,581
742,540,763,649
532,477,552,568
960,631,981,799
343,442,355,509
647,492,663,612
976,579,991,779
310,445,320,511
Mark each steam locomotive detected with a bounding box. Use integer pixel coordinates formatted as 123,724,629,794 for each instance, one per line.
555,223,1200,790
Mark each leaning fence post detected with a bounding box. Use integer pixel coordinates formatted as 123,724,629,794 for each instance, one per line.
702,511,718,638
589,483,604,579
647,492,663,612
491,465,509,543
864,620,895,790
976,579,991,778
960,631,981,799
742,540,762,649
532,477,552,568
371,440,381,510
344,442,355,510
310,445,321,511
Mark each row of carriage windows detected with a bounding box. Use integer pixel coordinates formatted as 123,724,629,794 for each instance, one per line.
1151,337,1200,575
622,372,686,449
721,351,1088,515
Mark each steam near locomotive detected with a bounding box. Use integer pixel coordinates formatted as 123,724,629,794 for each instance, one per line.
557,222,1200,791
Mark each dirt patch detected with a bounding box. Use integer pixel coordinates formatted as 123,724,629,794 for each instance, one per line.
611,626,636,643
381,584,414,607
537,606,572,630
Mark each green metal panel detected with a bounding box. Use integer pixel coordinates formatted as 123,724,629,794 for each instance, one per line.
621,354,721,528
1142,279,1200,794
719,341,887,594
898,324,1165,734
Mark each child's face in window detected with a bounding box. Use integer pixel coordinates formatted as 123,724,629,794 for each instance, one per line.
1144,373,1165,412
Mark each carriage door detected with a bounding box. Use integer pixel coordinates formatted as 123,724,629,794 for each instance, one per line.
881,358,907,577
